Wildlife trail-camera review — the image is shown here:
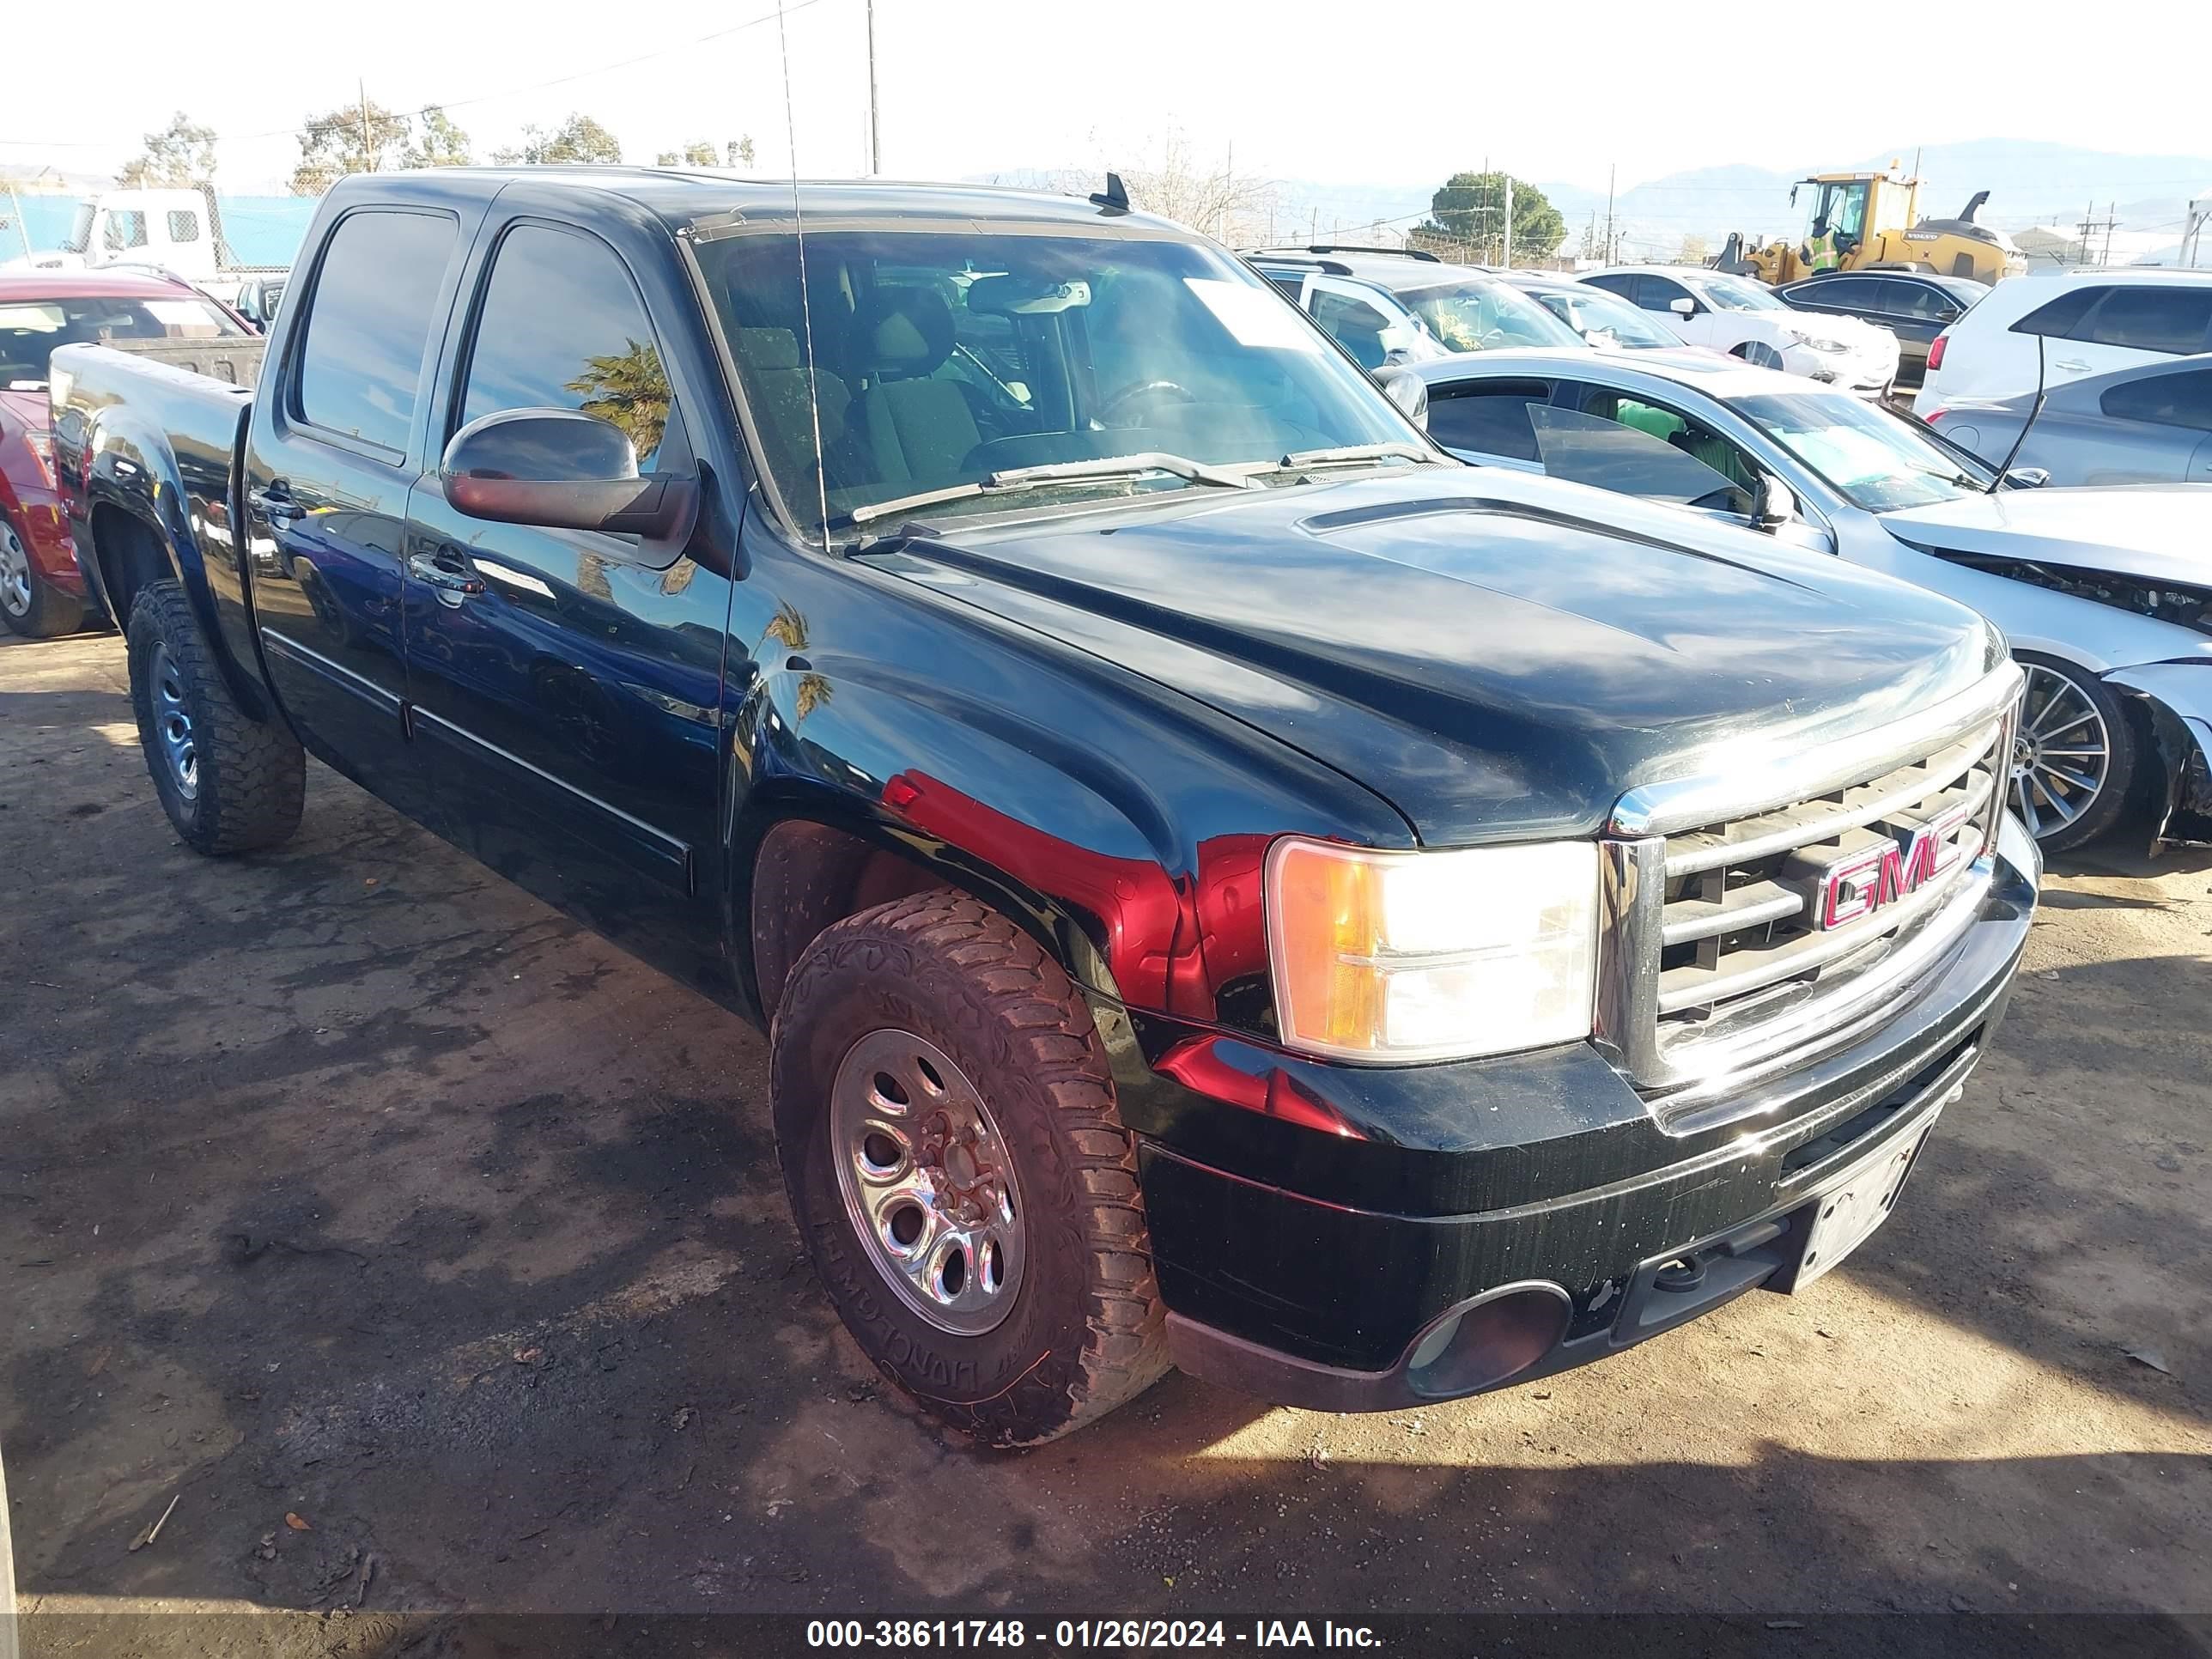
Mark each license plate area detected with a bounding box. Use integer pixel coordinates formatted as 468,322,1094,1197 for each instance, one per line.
1770,1106,1938,1294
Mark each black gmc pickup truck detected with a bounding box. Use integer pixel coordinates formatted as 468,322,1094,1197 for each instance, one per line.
52,169,2039,1446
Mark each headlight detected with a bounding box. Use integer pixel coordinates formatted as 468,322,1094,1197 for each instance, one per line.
1265,837,1599,1064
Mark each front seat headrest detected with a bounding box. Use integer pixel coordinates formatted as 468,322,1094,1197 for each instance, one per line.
862,289,957,378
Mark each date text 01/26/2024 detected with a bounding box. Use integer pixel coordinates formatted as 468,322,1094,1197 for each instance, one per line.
806,1621,1382,1649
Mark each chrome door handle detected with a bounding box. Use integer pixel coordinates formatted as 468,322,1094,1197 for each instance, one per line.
407,549,484,596
248,485,304,525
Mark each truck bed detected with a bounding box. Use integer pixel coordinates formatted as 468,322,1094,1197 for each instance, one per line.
102,334,268,389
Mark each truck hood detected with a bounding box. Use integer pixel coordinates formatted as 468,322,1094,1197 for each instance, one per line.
870,467,2001,843
1880,483,2212,586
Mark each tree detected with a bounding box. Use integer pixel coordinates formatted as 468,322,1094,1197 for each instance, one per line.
289,100,412,196
1678,233,1711,265
1123,130,1275,244
494,113,623,167
654,141,724,167
406,106,473,169
118,112,219,188
726,137,757,169
1418,171,1565,262
564,340,669,460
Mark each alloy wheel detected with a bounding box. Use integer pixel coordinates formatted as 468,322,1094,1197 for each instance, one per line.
830,1027,1025,1336
2012,663,2109,841
0,523,30,617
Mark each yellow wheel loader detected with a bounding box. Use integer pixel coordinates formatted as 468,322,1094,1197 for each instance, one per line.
1716,168,2026,286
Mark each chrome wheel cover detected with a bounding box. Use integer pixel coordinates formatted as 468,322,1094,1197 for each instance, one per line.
0,522,31,617
2012,663,2108,841
830,1028,1025,1337
149,641,200,801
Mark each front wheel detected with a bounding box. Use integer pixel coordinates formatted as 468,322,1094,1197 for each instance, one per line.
771,891,1170,1446
0,519,83,638
126,580,306,854
2010,653,2137,853
1732,339,1787,370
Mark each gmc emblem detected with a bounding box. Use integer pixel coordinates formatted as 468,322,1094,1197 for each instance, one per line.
1813,805,1975,930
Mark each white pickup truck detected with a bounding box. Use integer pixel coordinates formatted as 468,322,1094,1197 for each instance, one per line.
3,185,298,324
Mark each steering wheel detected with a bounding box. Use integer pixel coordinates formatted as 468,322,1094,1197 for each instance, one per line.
1098,379,1197,427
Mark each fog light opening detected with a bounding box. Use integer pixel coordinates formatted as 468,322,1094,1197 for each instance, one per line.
1404,1284,1571,1401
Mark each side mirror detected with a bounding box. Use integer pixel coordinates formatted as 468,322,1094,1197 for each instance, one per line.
1669,296,1697,318
441,408,697,541
2002,466,2051,489
1753,474,1796,532
1375,365,1430,430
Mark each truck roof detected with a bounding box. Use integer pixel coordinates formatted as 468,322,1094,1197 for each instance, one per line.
328,167,1187,237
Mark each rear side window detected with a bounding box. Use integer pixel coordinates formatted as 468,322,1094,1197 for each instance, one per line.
1261,270,1305,300
1580,273,1637,305
1798,276,1881,309
167,210,201,244
2078,287,2212,354
1426,381,1548,461
2011,287,2100,339
459,222,672,471
2100,369,2212,432
294,210,458,456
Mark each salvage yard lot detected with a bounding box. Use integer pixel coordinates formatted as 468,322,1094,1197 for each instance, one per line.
3,627,2210,1649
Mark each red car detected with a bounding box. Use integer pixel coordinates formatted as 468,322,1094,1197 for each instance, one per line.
1,271,249,636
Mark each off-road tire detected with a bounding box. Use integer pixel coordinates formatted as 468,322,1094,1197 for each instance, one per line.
126,580,305,855
771,891,1170,1446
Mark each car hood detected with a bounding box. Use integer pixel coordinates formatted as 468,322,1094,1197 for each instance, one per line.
1880,483,2212,586
868,467,2002,843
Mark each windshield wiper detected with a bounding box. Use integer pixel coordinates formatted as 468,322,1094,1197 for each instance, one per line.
840,452,1257,528
1270,441,1442,470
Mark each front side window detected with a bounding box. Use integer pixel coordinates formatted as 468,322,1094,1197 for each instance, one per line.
103,211,148,252
1427,382,1551,461
1535,288,1679,349
1527,397,1750,512
460,223,672,471
1395,280,1583,352
1309,288,1400,368
1733,390,1990,511
293,210,458,455
2100,369,2212,433
1689,274,1790,313
698,227,1416,537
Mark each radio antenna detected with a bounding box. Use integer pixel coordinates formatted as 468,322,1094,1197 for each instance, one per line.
775,0,831,550
1988,330,2046,494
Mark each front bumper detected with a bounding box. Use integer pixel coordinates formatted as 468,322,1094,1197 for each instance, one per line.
1136,817,2038,1411
1793,342,1899,399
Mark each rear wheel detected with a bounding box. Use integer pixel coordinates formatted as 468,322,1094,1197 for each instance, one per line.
771,891,1170,1446
2010,653,2136,853
0,519,83,638
126,580,305,854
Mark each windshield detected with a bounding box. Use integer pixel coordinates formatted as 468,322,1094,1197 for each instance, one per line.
0,293,245,389
1530,286,1681,349
60,204,94,255
1688,274,1790,313
698,227,1422,536
1732,390,1993,512
1395,279,1583,352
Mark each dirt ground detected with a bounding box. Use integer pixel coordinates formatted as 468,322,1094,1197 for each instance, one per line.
3,628,2209,1651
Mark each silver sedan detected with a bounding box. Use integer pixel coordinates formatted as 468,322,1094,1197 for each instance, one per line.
1926,353,2212,486
1408,347,2212,851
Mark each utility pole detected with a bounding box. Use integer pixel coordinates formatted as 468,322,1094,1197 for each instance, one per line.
2102,201,2117,268
2077,200,2097,265
1605,164,1617,266
865,0,881,174
359,80,373,171
1503,174,1513,269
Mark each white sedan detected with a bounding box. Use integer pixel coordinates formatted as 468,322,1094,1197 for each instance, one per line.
1580,265,1900,398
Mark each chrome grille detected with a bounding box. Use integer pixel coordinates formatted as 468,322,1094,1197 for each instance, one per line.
1595,668,2023,1099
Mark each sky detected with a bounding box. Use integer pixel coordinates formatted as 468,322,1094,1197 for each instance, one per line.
4,0,2209,197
